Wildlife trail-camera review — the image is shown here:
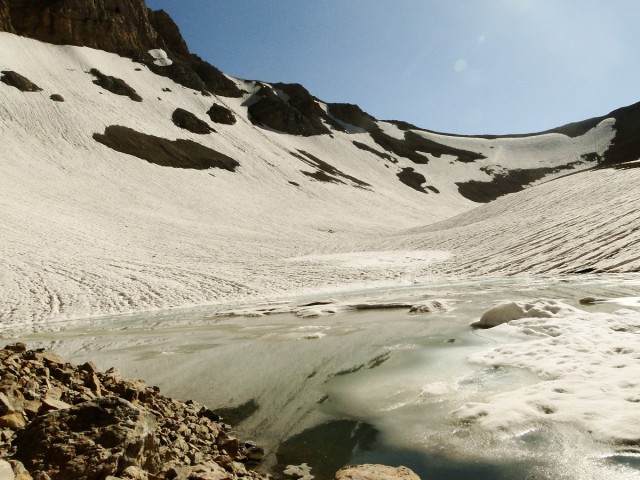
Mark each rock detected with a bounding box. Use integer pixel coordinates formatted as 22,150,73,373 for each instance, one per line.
49,94,64,102
334,464,420,480
0,392,15,415
0,460,14,480
40,397,72,412
8,461,31,480
0,412,26,429
207,104,236,125
0,71,42,92
172,108,213,134
283,463,313,480
14,397,160,480
93,125,239,171
3,344,26,353
90,68,142,102
38,352,66,367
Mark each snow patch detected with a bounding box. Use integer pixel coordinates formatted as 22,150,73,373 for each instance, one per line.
148,49,172,67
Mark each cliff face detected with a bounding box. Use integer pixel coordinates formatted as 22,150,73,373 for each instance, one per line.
0,0,162,54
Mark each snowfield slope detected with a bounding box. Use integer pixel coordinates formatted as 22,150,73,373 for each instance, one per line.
0,30,639,326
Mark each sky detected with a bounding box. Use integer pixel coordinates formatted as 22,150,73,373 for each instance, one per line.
145,0,640,135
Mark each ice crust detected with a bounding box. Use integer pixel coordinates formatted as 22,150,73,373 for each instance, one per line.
458,300,640,446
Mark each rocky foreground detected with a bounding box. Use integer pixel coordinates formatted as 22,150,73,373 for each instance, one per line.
0,344,419,480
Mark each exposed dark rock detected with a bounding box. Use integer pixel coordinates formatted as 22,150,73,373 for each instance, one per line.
456,167,560,203
190,55,243,98
248,85,330,136
273,83,345,132
94,125,239,171
172,108,214,134
397,168,430,194
149,9,189,57
328,103,378,131
89,69,142,102
49,94,64,102
0,70,42,92
207,104,236,125
352,141,395,162
291,150,369,188
0,0,158,54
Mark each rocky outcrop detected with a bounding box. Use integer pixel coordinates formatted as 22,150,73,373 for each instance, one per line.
248,84,331,136
0,0,157,54
0,343,266,480
334,464,420,480
207,104,237,125
172,108,214,134
90,68,142,102
0,70,42,92
94,125,239,170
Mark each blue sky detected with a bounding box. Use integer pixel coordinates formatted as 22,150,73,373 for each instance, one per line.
146,0,640,135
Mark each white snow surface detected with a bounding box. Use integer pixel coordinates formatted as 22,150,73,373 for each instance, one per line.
0,32,636,327
457,300,640,446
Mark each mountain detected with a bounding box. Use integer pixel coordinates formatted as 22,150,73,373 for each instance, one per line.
1,0,639,326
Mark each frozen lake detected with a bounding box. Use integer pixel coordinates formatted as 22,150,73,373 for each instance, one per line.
4,275,640,480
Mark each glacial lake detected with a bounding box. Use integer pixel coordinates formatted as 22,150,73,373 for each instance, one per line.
4,275,640,480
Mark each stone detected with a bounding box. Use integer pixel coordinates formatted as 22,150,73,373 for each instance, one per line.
90,69,142,102
49,94,64,102
0,393,15,415
0,460,14,480
8,461,31,480
334,464,420,480
207,104,236,125
14,397,160,480
0,71,41,92
172,108,213,134
38,352,66,367
40,397,72,412
0,412,26,429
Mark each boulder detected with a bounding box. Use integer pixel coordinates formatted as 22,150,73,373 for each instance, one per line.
14,397,160,480
172,108,213,134
0,71,42,92
334,464,420,480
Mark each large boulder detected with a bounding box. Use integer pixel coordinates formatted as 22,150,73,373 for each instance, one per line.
14,397,160,480
335,464,420,480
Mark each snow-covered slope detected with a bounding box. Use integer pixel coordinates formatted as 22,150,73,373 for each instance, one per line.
0,30,637,326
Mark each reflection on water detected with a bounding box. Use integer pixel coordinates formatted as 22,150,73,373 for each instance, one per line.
3,274,640,480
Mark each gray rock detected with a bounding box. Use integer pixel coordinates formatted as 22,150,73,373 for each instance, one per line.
334,464,420,480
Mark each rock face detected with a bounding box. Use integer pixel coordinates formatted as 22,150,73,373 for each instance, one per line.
90,68,142,102
0,0,157,54
334,464,420,480
0,344,266,480
207,104,237,125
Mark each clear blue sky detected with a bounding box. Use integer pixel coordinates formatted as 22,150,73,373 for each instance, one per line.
146,0,640,135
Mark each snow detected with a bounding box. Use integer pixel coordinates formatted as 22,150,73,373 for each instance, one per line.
457,300,640,446
470,299,580,328
0,31,639,412
147,49,172,66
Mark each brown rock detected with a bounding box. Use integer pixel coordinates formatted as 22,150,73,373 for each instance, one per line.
14,397,160,480
40,397,72,412
0,460,14,480
334,465,420,480
3,344,26,353
0,393,15,415
0,412,26,429
8,461,32,480
49,94,64,102
38,352,66,367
